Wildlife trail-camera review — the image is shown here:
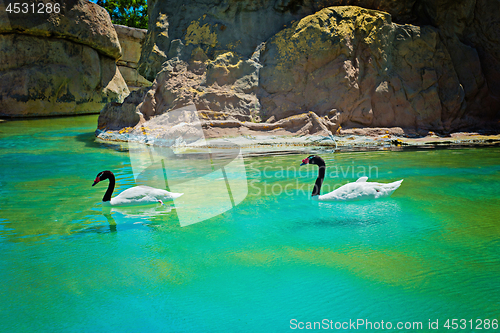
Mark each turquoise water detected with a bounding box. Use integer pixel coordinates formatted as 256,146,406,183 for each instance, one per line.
1,116,499,332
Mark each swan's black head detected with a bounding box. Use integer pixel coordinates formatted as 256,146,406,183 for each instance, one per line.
300,155,325,166
92,170,113,186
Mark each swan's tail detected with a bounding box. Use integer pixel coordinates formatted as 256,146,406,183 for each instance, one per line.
384,179,403,196
170,192,184,199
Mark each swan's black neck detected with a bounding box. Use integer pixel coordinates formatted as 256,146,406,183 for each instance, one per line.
103,173,115,202
313,159,326,197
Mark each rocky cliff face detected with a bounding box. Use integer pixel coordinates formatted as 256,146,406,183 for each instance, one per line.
114,24,152,91
0,0,129,117
97,0,500,137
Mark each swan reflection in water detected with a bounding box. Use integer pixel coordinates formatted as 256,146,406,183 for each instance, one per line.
95,203,174,233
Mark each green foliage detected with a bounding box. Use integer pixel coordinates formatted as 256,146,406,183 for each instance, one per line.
93,0,148,29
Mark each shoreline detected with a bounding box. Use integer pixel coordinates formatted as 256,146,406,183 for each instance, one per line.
3,112,498,153
95,127,500,156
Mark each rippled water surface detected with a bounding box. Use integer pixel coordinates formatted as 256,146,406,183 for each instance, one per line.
1,116,499,332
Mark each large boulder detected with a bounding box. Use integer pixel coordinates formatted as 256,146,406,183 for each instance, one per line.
259,6,464,130
0,0,129,117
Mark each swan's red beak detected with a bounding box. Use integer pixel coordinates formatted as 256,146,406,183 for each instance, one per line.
300,158,309,166
92,177,100,186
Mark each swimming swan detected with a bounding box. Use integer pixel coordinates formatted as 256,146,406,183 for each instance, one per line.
92,170,183,206
300,155,403,201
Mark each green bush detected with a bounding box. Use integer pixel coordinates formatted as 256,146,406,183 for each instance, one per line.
93,0,148,29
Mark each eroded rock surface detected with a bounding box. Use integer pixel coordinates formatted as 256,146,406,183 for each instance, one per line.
114,24,152,90
137,0,422,81
97,1,500,140
0,0,129,117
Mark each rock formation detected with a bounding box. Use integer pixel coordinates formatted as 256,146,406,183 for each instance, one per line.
97,0,500,139
259,7,465,130
114,24,152,91
0,0,129,117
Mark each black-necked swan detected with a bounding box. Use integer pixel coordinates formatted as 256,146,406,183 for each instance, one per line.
300,155,403,201
92,170,183,206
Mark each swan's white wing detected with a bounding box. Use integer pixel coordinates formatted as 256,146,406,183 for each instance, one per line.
133,186,183,200
115,186,152,200
111,186,183,206
356,176,368,183
318,179,403,201
318,182,365,201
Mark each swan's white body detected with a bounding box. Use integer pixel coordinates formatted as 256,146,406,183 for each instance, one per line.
313,177,403,201
104,185,183,207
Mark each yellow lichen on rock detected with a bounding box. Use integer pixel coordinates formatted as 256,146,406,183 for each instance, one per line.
295,6,353,40
262,6,393,95
119,127,133,134
205,51,259,89
183,86,204,96
269,6,392,68
207,52,244,72
185,20,218,47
